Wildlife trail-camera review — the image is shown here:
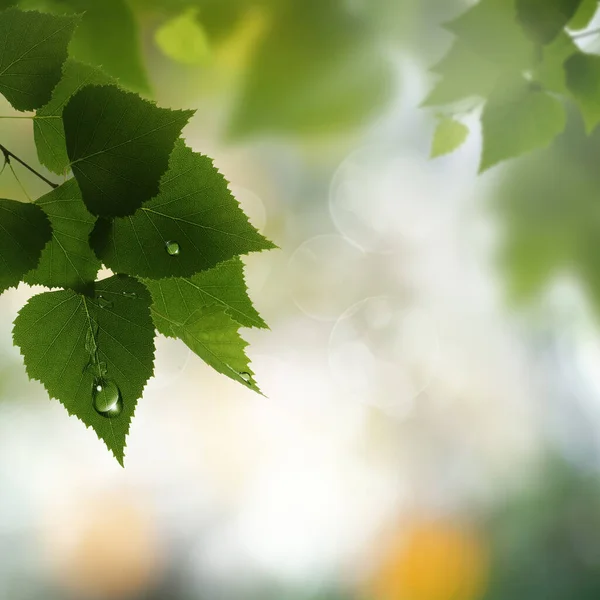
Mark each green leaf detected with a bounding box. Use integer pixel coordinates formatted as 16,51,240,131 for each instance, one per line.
517,0,583,44
168,304,260,392
480,83,566,171
568,0,597,29
63,85,194,217
565,52,600,133
430,118,469,157
0,8,78,111
13,275,156,465
66,0,150,93
90,140,276,278
532,32,577,94
446,0,533,71
34,59,114,175
422,40,499,107
155,8,211,65
145,257,267,335
0,198,52,293
23,178,100,291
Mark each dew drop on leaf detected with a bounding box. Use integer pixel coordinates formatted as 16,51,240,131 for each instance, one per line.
121,291,138,299
239,371,251,383
165,240,180,256
97,295,114,309
92,378,123,418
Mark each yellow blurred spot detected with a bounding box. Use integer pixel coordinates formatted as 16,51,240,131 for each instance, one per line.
366,519,489,600
214,7,270,72
41,492,162,598
155,8,211,66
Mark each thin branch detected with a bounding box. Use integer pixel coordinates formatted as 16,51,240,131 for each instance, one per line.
571,27,600,40
0,143,58,189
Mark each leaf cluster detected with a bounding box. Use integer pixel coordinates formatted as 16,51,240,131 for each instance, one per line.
0,8,275,464
424,0,600,169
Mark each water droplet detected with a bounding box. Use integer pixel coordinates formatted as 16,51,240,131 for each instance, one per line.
92,378,123,418
97,295,113,309
239,372,252,383
165,240,180,256
85,330,97,355
121,291,137,299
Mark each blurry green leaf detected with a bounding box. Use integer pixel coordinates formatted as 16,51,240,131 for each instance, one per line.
145,257,267,334
0,199,52,293
480,83,566,171
228,0,391,137
0,8,78,111
155,8,211,65
13,275,156,465
34,59,114,175
422,40,500,107
63,85,194,217
516,0,583,44
565,52,600,133
431,118,469,157
446,0,533,71
23,179,100,291
532,32,577,94
568,0,598,29
90,140,275,279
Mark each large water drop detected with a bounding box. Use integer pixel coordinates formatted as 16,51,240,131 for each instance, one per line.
92,378,123,418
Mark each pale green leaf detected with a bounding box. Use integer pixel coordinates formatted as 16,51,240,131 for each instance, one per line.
0,198,52,293
480,83,566,171
517,0,583,44
0,8,78,111
565,52,600,133
13,275,156,465
431,118,469,157
63,85,194,217
568,0,598,29
23,178,100,291
145,257,267,335
90,140,276,279
155,8,211,65
34,59,114,175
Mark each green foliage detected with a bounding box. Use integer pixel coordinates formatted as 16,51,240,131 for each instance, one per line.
423,0,600,167
34,59,114,175
13,276,156,465
0,8,78,111
480,82,566,171
430,117,469,157
90,140,275,278
568,0,598,29
0,199,52,292
155,8,211,65
0,8,274,463
63,85,194,217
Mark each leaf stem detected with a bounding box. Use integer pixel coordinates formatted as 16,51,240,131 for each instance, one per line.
0,143,58,189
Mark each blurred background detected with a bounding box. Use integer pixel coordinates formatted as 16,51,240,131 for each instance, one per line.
1,0,600,598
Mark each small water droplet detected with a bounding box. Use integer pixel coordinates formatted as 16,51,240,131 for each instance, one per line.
239,372,252,383
92,378,123,418
97,295,113,309
122,291,137,299
165,240,180,256
85,330,97,355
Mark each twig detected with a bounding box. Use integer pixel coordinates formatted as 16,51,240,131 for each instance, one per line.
0,143,58,189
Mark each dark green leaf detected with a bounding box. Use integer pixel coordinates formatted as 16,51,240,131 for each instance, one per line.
0,198,52,293
23,179,100,291
63,85,194,217
145,257,267,334
0,8,78,111
568,0,597,29
34,59,114,175
517,0,583,44
13,275,156,464
430,117,469,157
480,83,566,171
565,52,600,133
90,140,275,278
